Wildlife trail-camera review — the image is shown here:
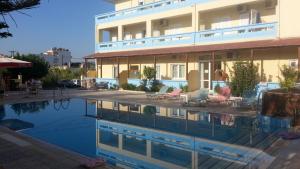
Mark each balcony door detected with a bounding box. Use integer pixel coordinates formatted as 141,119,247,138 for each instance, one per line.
199,61,211,89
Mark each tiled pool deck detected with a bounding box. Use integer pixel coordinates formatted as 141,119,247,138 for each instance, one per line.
0,89,300,169
0,127,116,169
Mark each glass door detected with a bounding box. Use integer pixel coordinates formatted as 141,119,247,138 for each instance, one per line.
199,61,211,89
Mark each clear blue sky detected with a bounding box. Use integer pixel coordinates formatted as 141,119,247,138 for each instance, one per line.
0,0,113,60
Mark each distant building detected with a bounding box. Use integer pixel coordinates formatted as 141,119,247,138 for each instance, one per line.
41,48,72,67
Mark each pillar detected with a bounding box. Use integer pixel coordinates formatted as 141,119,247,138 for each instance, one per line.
250,49,254,65
154,55,157,80
146,20,152,38
186,54,189,81
100,58,103,78
95,59,98,78
192,151,198,169
211,52,215,89
146,140,152,157
127,57,130,78
84,58,88,78
118,25,123,41
298,47,300,74
192,6,199,32
118,134,123,150
117,57,120,78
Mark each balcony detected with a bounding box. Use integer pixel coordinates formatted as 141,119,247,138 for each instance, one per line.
96,22,277,53
95,0,210,24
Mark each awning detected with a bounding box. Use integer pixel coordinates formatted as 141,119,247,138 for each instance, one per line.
85,38,300,59
0,56,32,68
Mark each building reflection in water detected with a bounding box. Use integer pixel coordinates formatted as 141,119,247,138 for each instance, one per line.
85,99,279,169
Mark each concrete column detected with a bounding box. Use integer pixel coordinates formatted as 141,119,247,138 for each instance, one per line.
192,5,199,32
298,47,300,79
186,54,189,81
146,140,152,157
118,134,123,150
192,151,198,169
276,0,280,38
95,59,98,78
146,20,152,38
118,25,123,41
100,58,103,78
211,52,215,90
127,57,130,78
84,58,88,78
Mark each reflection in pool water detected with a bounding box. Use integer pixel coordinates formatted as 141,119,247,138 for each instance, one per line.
0,99,291,169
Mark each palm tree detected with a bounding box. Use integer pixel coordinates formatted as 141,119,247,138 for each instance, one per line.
0,0,40,38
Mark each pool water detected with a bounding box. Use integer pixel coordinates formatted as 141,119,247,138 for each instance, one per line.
0,98,291,169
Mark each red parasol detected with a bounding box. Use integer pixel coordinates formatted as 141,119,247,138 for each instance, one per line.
0,56,32,68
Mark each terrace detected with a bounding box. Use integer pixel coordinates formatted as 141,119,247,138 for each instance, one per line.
96,22,277,52
96,0,211,24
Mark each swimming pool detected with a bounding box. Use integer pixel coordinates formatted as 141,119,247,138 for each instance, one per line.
0,98,291,169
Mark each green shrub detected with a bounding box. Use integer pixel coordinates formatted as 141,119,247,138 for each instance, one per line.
230,61,260,96
137,79,149,92
167,87,174,93
150,80,163,92
42,67,82,88
278,65,299,90
121,83,137,90
143,106,156,116
143,66,156,80
214,84,221,94
179,84,189,93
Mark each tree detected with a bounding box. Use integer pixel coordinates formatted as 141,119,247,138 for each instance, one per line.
230,61,260,96
0,0,40,38
7,54,49,80
278,65,299,90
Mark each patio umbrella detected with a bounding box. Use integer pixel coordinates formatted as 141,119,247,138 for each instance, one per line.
0,56,32,68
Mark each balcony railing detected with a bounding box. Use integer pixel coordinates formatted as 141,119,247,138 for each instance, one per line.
95,0,211,24
96,22,277,52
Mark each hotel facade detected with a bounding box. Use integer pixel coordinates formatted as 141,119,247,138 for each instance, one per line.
85,0,300,91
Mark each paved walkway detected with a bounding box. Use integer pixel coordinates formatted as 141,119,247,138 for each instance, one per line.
0,127,116,169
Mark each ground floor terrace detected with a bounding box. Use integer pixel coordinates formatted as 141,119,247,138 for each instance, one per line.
85,39,300,93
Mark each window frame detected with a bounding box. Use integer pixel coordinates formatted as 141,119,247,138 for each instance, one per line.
170,64,186,80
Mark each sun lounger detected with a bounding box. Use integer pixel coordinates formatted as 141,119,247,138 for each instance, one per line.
163,89,182,99
183,88,209,106
147,86,169,99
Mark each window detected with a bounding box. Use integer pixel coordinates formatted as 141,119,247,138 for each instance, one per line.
170,109,186,118
171,64,185,79
289,60,298,69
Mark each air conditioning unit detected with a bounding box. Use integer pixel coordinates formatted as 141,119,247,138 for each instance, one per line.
237,5,249,13
265,0,276,9
159,19,169,27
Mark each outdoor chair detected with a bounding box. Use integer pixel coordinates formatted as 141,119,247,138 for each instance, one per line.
147,86,169,99
163,88,182,100
182,88,209,107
